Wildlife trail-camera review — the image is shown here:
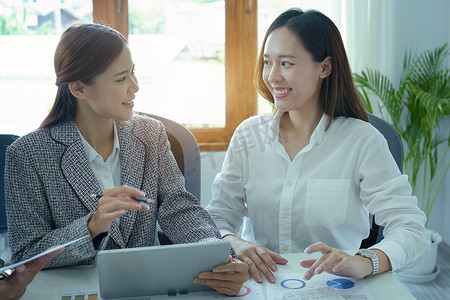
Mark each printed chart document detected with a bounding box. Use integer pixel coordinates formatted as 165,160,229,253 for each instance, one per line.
0,235,90,274
52,281,264,300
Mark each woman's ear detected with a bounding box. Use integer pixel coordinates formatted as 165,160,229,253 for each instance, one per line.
68,81,88,99
320,56,332,78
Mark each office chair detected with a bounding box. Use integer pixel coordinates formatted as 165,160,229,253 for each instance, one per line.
1,134,19,260
1,135,19,233
136,112,201,245
360,113,404,248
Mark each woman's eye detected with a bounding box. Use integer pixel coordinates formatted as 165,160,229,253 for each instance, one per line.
263,60,271,66
117,77,126,82
281,61,292,66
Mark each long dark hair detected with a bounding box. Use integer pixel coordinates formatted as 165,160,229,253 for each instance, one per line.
254,8,368,127
39,23,127,129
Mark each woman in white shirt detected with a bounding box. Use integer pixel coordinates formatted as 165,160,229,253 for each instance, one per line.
206,8,430,284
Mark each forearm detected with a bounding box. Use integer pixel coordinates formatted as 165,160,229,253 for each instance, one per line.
10,215,97,268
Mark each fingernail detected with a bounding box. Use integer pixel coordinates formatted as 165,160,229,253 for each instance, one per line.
199,273,207,279
194,278,199,284
271,265,278,272
315,266,323,274
256,276,262,283
269,275,275,283
304,247,311,254
304,272,310,280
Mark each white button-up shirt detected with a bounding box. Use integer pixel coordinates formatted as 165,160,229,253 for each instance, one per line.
77,122,121,192
206,111,430,272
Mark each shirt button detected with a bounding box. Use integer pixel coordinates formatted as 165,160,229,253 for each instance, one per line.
286,181,292,186
283,246,288,252
282,213,288,219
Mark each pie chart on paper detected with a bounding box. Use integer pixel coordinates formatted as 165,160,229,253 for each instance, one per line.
326,278,355,289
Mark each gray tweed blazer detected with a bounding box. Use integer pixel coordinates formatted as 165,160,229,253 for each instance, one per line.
5,114,220,268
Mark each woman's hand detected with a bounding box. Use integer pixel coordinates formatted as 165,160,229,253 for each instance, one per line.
300,242,373,280
193,256,249,296
224,235,288,283
88,185,150,238
0,246,64,300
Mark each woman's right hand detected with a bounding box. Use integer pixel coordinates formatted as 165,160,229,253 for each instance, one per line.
88,185,150,238
223,235,288,283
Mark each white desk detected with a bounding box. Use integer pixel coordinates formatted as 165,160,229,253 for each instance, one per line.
22,253,414,299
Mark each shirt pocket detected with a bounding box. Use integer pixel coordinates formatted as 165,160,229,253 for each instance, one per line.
304,179,350,228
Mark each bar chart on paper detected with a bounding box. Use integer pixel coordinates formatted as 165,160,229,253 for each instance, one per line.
53,283,264,299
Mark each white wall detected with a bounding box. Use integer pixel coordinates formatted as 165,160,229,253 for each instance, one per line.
200,0,450,244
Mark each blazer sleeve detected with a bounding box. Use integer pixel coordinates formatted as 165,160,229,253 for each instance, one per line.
5,141,98,268
149,122,221,243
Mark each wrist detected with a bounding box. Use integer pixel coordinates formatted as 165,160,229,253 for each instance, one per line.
356,249,379,277
222,234,238,241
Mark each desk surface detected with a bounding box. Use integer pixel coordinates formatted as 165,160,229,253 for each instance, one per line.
22,253,414,299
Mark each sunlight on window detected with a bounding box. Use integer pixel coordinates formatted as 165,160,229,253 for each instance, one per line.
128,0,225,128
0,0,92,136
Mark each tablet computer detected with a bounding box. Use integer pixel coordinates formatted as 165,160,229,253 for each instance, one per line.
97,240,231,299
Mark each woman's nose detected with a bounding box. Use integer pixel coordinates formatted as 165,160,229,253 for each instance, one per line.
268,66,282,83
129,75,139,93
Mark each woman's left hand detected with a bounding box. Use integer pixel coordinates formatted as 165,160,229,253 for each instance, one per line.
194,256,249,296
300,242,373,280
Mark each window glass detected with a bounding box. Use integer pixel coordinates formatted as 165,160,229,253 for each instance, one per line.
0,0,93,135
128,0,225,128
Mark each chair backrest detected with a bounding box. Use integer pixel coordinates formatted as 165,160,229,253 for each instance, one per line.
137,113,201,245
137,112,201,201
360,114,404,248
1,135,19,233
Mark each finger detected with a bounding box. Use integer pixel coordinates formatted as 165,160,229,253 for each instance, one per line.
103,185,145,198
268,250,288,265
303,254,330,280
304,242,331,255
201,284,240,296
300,259,316,268
198,271,246,282
247,251,275,283
240,256,263,283
212,260,248,274
331,256,351,273
194,278,242,295
99,196,148,213
31,247,64,270
314,251,347,275
256,247,278,272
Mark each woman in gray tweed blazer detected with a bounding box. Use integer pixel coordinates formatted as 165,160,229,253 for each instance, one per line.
4,23,248,296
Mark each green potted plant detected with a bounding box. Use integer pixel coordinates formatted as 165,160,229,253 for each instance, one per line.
354,44,450,281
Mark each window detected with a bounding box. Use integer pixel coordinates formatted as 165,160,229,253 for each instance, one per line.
0,0,92,137
1,0,349,151
94,0,257,151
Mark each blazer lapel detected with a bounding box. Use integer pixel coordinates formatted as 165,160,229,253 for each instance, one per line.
117,120,146,246
51,122,126,248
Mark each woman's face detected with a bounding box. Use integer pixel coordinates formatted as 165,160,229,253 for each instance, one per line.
262,26,326,113
82,45,139,121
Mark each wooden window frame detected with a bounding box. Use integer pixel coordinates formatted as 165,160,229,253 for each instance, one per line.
93,0,258,151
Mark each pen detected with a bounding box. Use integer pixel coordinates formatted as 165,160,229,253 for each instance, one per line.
90,194,152,204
